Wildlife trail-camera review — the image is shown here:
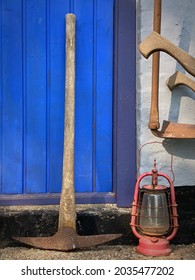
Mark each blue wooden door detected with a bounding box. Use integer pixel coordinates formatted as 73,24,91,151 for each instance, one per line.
0,0,114,201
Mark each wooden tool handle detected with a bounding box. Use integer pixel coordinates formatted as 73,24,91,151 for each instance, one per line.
167,71,195,92
149,0,162,129
58,14,76,230
140,31,195,77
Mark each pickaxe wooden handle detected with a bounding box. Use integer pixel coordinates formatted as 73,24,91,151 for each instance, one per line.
167,71,195,92
140,31,195,77
58,14,76,230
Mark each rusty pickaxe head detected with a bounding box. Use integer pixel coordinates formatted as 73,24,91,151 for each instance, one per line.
13,228,122,251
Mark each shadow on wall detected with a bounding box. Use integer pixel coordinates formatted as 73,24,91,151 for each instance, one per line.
163,139,195,160
163,2,195,162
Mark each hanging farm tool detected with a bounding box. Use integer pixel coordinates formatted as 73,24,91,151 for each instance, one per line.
140,32,195,77
167,71,195,93
139,0,195,138
13,14,122,251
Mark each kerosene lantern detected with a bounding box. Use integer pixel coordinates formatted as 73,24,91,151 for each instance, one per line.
130,159,179,256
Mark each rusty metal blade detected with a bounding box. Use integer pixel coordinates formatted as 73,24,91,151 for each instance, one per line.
139,31,195,77
151,120,195,138
167,71,195,92
13,228,122,251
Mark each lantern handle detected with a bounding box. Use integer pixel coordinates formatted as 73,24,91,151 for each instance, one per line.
136,141,175,182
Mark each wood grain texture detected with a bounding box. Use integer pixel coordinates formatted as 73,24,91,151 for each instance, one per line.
167,71,195,92
149,0,161,130
140,31,195,77
58,14,76,230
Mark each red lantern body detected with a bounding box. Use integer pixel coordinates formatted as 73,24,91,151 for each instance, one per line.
130,161,178,256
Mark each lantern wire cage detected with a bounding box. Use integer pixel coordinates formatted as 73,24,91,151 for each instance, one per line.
135,187,174,237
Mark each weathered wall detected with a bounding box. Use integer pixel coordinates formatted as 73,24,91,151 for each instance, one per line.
136,0,195,186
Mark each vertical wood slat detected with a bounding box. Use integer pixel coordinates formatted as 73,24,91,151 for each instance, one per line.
25,0,47,193
22,0,26,194
74,0,94,192
95,0,113,192
1,0,23,194
0,0,2,193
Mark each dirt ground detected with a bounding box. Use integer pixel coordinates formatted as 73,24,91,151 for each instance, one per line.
0,243,195,260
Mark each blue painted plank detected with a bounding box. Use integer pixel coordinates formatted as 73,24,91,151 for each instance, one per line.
69,0,74,13
95,0,114,192
1,0,23,194
25,0,47,193
48,0,70,193
74,0,94,192
0,0,2,194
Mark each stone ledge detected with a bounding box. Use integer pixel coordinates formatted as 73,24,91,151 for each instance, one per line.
0,186,194,248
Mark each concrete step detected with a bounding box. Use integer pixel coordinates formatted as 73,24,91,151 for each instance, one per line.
0,186,194,248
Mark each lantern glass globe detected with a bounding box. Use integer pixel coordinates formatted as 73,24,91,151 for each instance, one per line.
138,189,170,236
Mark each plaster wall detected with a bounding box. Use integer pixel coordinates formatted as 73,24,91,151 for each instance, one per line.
136,0,195,186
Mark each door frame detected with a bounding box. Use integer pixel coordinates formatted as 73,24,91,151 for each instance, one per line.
113,0,136,207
